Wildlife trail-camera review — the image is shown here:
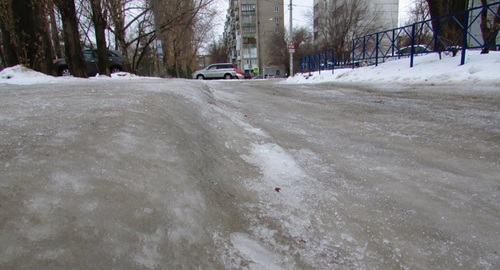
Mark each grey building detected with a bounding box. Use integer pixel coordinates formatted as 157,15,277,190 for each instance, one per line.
224,0,285,77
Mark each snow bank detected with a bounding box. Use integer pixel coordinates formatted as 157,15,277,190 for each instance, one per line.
283,50,500,85
0,65,58,85
1,50,499,87
0,65,158,85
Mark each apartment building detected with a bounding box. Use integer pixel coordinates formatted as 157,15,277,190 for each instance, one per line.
224,0,285,77
313,0,399,45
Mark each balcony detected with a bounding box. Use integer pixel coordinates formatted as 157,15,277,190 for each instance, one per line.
241,22,256,28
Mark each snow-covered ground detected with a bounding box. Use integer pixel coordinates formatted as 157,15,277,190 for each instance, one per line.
1,51,499,269
2,50,499,86
284,50,500,86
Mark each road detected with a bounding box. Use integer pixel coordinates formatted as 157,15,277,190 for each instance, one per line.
1,78,499,269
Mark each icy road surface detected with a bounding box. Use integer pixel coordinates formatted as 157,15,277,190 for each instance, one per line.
1,79,499,269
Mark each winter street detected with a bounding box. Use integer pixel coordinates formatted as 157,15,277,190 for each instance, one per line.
1,77,498,269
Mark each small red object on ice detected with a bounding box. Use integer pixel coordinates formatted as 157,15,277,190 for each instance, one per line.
274,187,281,192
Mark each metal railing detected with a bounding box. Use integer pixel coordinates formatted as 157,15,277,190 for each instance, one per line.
299,2,499,73
352,1,500,67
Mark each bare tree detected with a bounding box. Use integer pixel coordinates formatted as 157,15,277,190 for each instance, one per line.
268,27,314,77
267,30,288,72
403,0,433,46
151,0,217,77
406,0,431,24
314,0,382,59
207,37,227,63
129,6,156,74
105,0,140,71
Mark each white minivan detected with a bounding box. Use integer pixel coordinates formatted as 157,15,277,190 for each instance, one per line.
192,63,244,80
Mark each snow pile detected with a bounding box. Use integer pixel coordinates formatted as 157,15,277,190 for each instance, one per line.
0,65,155,85
0,65,58,85
284,50,500,85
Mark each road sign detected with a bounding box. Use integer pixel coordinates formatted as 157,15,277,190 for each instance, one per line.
288,41,295,53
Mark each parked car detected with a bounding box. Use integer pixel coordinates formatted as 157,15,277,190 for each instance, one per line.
53,48,124,76
243,71,252,79
192,63,243,80
395,45,431,56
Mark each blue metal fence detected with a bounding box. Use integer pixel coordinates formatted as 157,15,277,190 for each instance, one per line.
352,1,500,67
299,2,499,73
299,50,367,74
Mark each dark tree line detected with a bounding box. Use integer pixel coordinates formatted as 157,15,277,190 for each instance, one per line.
0,0,108,77
0,0,54,74
0,0,220,77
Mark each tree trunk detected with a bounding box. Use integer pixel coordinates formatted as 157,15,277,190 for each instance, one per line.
426,0,468,49
50,6,63,59
54,0,88,78
480,0,500,53
90,0,110,76
0,12,19,67
10,0,54,73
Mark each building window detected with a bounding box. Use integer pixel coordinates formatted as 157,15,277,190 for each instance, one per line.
243,37,257,44
274,17,280,24
274,6,279,13
241,4,255,12
243,27,256,34
242,15,255,23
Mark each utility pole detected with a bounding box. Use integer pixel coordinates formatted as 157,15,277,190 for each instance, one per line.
289,0,294,77
238,0,244,73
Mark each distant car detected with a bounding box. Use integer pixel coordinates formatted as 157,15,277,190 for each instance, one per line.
235,69,245,79
243,71,252,79
192,63,243,80
395,45,431,56
53,48,124,76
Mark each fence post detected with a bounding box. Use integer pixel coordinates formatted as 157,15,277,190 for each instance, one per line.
318,53,321,75
362,36,367,60
352,39,355,69
308,55,313,76
331,50,335,74
392,29,396,56
460,8,470,66
410,23,416,68
375,33,380,66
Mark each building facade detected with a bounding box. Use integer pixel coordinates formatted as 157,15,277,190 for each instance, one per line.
224,0,285,77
